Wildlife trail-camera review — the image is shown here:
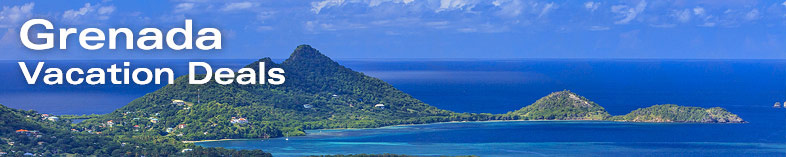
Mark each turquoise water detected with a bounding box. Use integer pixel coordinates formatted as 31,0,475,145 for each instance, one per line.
196,121,786,156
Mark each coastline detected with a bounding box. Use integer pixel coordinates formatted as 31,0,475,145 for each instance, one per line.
182,138,252,143
185,119,745,143
183,120,583,143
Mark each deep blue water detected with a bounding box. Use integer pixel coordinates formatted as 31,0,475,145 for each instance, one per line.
1,59,785,156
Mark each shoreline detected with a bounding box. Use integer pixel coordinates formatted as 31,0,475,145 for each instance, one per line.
183,138,251,143
184,119,744,143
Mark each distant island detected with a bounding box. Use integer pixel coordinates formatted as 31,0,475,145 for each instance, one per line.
506,90,743,123
0,45,744,156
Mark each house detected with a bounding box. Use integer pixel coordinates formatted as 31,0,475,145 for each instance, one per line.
106,120,115,126
231,117,248,124
374,104,385,109
41,114,50,117
46,116,59,121
303,104,313,109
15,129,29,134
177,124,187,129
181,149,194,153
0,152,7,155
172,100,186,106
166,128,174,133
15,130,40,137
150,118,159,123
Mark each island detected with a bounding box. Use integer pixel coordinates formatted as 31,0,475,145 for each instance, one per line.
610,104,744,123
1,45,745,156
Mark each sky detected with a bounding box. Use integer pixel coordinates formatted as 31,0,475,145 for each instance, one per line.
0,0,785,60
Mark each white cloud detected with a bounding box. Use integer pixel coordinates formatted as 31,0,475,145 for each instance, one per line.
588,26,609,31
62,3,115,21
672,9,691,23
369,0,415,7
493,0,523,17
744,9,759,21
537,2,556,18
782,1,786,7
311,0,345,14
98,6,115,15
692,7,705,16
63,3,94,20
0,3,34,28
611,0,647,24
174,3,195,13
584,1,599,12
699,22,715,27
311,0,418,14
221,2,258,12
436,0,478,12
257,11,275,21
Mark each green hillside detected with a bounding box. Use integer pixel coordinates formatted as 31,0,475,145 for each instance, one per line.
77,45,486,141
0,104,270,156
609,104,745,123
507,90,610,120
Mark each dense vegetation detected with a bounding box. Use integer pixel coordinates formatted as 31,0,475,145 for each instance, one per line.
76,45,509,141
507,90,610,120
0,104,270,156
609,104,744,123
1,45,744,155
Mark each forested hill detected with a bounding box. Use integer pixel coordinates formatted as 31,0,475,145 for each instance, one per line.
610,104,745,123
506,90,610,120
79,45,469,141
0,104,271,156
0,104,115,156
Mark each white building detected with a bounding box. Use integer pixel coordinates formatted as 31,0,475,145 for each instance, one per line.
46,116,59,121
231,117,248,124
172,100,186,106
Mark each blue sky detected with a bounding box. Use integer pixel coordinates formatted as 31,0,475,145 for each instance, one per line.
0,0,785,60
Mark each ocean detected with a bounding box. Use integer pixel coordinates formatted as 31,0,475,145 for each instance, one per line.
1,59,785,156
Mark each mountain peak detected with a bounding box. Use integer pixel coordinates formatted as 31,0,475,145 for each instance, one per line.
544,90,588,107
510,90,610,120
282,44,341,71
285,45,333,63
